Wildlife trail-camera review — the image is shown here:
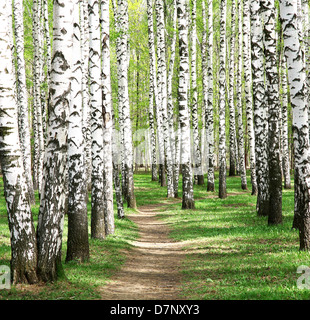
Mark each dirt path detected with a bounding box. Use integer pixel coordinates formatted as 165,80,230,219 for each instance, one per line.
100,204,186,300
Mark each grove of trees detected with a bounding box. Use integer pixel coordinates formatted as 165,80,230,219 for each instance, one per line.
0,0,310,285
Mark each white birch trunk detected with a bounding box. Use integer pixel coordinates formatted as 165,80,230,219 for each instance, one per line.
13,0,35,205
228,0,238,177
0,1,38,284
218,0,227,199
88,0,105,238
101,0,115,235
36,0,74,282
177,0,195,209
190,0,204,185
206,0,215,192
280,0,310,250
261,0,283,225
146,0,158,182
116,0,136,208
155,0,174,197
66,0,89,263
243,0,258,195
251,0,269,215
236,0,247,190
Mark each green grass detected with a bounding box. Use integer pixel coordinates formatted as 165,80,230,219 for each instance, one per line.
1,170,310,300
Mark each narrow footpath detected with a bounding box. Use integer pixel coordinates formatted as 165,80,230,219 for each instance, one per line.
100,204,186,300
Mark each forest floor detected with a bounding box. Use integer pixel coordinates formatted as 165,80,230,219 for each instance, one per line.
99,202,186,300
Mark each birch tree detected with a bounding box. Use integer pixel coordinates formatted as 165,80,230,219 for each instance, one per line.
236,0,247,190
101,0,115,235
190,0,204,185
228,0,238,177
167,0,178,194
155,0,174,198
0,0,38,284
177,0,195,209
280,0,310,250
262,0,282,225
280,51,291,189
146,0,158,182
89,0,105,238
32,0,44,193
243,0,258,195
66,0,89,263
218,0,227,199
36,0,74,282
251,0,269,215
116,0,136,208
206,0,215,192
13,0,35,205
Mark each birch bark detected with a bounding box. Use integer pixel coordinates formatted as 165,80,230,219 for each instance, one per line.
36,0,74,282
280,0,310,250
0,1,38,284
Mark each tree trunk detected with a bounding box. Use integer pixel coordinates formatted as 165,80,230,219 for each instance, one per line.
251,0,269,215
236,0,247,190
206,0,215,192
280,0,310,250
190,0,204,185
89,0,105,239
66,0,90,263
36,0,74,282
228,0,238,177
13,0,36,205
177,0,195,209
146,0,158,182
280,50,291,189
101,0,115,236
0,1,38,284
116,0,136,208
243,0,258,195
156,0,174,198
262,0,283,225
218,0,227,199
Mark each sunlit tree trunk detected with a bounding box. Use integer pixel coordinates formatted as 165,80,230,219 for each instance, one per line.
101,0,115,235
261,0,283,225
206,0,215,192
116,0,136,208
156,0,174,197
81,0,92,191
236,0,247,190
190,0,204,185
218,0,227,199
280,0,310,250
13,0,35,205
0,1,38,284
228,0,238,177
66,0,89,262
167,0,178,193
251,0,269,215
32,0,44,194
280,51,291,189
177,0,195,209
36,0,74,282
89,0,105,238
243,0,258,195
146,0,158,182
